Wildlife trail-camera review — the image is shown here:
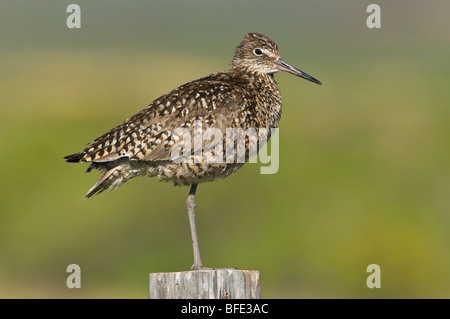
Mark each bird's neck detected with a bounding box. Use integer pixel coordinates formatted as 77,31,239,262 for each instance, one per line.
231,69,278,89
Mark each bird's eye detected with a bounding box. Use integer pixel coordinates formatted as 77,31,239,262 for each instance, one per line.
253,48,263,56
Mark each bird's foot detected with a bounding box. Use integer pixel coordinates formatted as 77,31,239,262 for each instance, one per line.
190,264,238,271
190,264,212,270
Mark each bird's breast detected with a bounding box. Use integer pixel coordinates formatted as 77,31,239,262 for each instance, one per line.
240,77,282,130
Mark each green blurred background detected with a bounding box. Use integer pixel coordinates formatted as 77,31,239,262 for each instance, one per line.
0,0,449,298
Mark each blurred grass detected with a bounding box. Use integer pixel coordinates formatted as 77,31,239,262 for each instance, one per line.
1,46,448,298
0,0,449,298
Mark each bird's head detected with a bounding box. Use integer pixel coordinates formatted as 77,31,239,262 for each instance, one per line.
231,32,322,85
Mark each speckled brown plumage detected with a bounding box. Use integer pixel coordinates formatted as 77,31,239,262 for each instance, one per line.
65,32,321,198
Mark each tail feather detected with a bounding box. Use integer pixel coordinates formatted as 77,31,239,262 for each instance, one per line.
68,157,144,198
84,170,114,198
84,167,126,198
64,152,85,163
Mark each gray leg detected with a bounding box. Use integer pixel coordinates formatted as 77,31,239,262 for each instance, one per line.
186,183,205,270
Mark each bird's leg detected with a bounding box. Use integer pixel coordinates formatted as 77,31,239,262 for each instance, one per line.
186,184,236,271
186,183,208,270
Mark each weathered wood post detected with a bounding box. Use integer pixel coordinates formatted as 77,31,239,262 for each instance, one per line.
149,269,261,299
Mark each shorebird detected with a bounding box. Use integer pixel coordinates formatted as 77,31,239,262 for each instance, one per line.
64,32,321,270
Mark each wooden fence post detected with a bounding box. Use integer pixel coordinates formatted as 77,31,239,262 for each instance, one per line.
149,269,261,299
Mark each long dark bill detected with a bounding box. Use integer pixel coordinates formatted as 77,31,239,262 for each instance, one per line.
274,59,322,85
